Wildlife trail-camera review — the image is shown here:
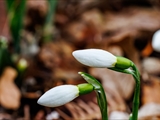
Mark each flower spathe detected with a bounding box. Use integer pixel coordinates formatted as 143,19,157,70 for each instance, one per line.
152,30,160,52
37,85,79,107
72,49,117,68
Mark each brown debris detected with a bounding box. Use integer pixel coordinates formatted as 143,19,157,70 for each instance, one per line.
141,75,160,105
138,103,160,120
142,57,160,75
0,67,21,109
62,100,101,119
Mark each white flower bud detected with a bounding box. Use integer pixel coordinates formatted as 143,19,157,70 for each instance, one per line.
72,49,117,68
37,84,94,107
37,85,79,107
152,30,160,52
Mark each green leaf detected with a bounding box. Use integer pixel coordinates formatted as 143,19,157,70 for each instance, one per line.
78,72,101,89
43,0,57,42
0,37,13,75
6,0,26,53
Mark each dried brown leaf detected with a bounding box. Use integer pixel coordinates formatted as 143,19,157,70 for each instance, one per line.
0,67,21,109
141,75,160,105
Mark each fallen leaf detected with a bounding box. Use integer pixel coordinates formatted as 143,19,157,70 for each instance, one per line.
0,67,21,109
141,75,160,104
138,103,160,120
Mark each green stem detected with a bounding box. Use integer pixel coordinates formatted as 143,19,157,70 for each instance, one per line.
110,64,140,120
79,72,108,120
130,63,140,120
96,89,108,120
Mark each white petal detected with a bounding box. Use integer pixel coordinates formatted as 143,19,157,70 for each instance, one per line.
152,30,160,52
72,49,117,68
37,85,79,107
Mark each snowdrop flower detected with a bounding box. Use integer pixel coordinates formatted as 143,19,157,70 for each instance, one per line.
72,49,131,69
37,84,93,107
72,49,116,68
152,30,160,52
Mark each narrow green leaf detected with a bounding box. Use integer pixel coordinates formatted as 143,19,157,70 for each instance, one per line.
43,0,57,42
0,37,13,75
5,0,26,53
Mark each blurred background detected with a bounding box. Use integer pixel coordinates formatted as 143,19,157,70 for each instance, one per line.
0,0,160,119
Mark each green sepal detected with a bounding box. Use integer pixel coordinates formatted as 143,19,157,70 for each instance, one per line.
115,56,132,69
77,83,94,95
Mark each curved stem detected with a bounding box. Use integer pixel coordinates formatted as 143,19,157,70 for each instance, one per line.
130,63,140,120
79,72,108,120
110,65,140,120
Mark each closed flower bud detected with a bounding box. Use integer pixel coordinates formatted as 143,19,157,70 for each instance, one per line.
72,49,117,68
37,84,93,107
72,49,132,69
